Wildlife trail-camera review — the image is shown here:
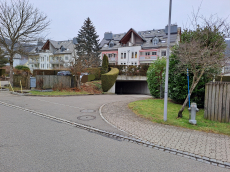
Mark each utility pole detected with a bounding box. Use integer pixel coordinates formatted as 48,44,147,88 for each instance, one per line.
163,0,172,121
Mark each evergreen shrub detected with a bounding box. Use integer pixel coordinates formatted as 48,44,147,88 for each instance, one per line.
101,54,108,75
168,54,211,108
101,67,119,92
147,57,166,98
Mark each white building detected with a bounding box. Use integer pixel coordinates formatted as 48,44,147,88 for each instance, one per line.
28,38,77,71
99,25,181,65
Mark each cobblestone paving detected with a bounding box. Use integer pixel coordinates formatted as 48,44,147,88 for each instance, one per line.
101,100,230,163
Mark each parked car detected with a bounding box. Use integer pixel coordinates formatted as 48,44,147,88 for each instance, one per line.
80,72,89,79
57,71,72,76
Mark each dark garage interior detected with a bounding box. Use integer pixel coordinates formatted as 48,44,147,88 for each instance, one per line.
115,81,150,95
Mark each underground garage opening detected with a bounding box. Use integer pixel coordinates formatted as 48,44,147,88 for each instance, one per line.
115,81,150,95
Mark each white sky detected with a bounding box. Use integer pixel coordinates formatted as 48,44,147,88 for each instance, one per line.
29,0,230,41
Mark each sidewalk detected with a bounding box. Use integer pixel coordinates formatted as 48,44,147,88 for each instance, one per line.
101,99,230,163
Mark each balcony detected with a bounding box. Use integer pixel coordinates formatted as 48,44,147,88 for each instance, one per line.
28,59,39,64
109,57,117,62
139,56,157,61
50,60,64,64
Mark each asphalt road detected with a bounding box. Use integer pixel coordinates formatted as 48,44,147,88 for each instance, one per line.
0,92,229,171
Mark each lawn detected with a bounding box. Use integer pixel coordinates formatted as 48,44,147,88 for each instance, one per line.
128,98,230,136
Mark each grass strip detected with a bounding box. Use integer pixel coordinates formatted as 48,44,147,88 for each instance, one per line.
128,98,230,136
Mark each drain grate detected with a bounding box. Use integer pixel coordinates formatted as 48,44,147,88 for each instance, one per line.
80,109,96,113
77,115,96,121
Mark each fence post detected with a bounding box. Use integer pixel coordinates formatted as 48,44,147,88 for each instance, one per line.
218,84,223,122
211,83,216,121
207,83,212,120
204,83,209,119
214,83,219,121
222,83,227,122
226,84,230,123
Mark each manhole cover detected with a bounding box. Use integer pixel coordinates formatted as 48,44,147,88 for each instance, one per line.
80,109,96,113
77,115,96,121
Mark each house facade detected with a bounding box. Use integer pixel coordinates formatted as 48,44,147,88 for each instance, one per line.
28,38,77,71
99,25,181,65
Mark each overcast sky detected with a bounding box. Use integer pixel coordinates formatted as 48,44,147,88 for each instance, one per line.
29,0,230,41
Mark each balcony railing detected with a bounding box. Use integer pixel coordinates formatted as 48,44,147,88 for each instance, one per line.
109,57,117,61
50,60,64,64
28,59,39,64
139,56,157,61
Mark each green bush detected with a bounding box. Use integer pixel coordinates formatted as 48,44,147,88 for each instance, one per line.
147,57,166,98
101,54,109,75
87,67,101,80
15,65,30,71
101,67,119,92
168,54,212,108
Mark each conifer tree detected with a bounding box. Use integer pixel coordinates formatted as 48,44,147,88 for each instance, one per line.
76,17,101,67
101,54,108,74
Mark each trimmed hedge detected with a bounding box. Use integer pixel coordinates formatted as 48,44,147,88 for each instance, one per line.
101,67,119,92
108,65,149,76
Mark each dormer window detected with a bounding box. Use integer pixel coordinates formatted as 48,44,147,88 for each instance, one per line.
153,37,159,45
109,42,114,48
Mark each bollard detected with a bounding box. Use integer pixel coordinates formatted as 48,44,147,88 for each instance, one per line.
188,102,199,125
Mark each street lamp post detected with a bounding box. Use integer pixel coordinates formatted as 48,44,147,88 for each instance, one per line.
163,0,172,121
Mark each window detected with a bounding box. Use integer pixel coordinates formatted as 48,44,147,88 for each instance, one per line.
47,64,48,68
43,57,44,61
109,54,112,58
132,52,134,58
135,52,137,58
161,51,166,56
65,56,68,60
121,53,123,59
152,52,157,55
121,63,123,65
124,53,126,59
145,52,150,56
32,65,33,67
47,57,48,61
43,64,44,68
135,62,137,65
114,54,116,58
153,37,159,45
131,62,133,65
124,63,126,65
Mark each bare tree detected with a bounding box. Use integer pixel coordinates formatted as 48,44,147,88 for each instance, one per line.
174,13,230,118
0,0,50,85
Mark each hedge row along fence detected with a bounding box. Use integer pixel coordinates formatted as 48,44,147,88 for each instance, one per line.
102,67,119,92
108,65,149,76
33,68,101,80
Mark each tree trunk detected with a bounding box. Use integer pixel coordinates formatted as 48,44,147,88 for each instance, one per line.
177,81,199,118
76,75,81,89
9,60,13,87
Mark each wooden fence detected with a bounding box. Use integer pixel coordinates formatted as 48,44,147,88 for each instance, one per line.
204,82,230,123
36,75,72,89
13,75,30,88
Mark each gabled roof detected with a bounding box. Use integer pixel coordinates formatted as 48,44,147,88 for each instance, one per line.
119,28,145,44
